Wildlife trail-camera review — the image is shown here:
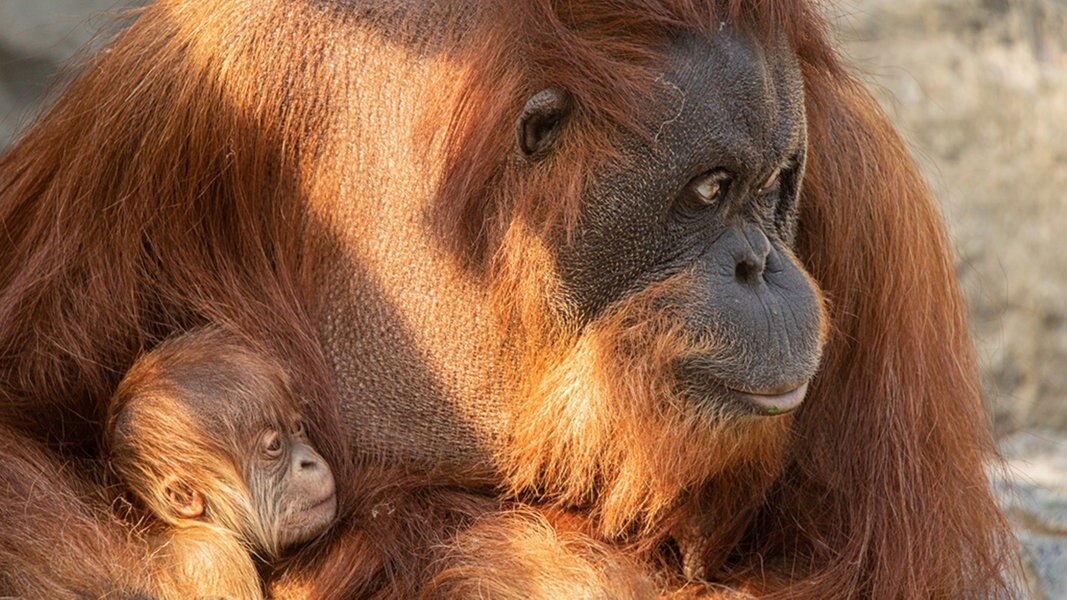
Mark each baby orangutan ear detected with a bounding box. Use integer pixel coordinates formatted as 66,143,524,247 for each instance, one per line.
165,478,205,519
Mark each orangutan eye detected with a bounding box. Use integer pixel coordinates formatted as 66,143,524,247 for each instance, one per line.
758,166,782,194
293,420,307,437
690,169,731,205
262,430,284,459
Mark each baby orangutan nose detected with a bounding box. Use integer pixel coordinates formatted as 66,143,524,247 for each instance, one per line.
283,441,338,547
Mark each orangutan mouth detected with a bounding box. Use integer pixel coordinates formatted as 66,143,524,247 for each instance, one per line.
729,383,809,416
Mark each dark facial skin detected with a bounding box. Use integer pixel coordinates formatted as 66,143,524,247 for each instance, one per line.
252,419,337,549
532,30,823,415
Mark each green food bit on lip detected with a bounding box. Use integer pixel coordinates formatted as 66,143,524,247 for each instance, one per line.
768,406,780,415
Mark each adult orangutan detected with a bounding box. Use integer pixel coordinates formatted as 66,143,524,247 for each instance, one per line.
0,0,1018,598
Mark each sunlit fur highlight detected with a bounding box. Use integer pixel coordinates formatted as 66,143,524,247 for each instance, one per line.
0,0,1021,597
422,510,660,599
108,387,260,548
502,272,793,538
152,522,264,600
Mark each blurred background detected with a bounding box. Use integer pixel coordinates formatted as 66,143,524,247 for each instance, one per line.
1,0,1064,595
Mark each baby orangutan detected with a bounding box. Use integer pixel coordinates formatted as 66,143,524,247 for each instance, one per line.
106,328,337,599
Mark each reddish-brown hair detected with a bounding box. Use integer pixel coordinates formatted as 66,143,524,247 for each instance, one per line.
0,0,1018,598
106,327,309,558
0,423,155,597
0,1,346,470
432,1,1019,597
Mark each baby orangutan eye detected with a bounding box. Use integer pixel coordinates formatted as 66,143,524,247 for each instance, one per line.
262,430,284,459
293,420,307,438
691,169,731,205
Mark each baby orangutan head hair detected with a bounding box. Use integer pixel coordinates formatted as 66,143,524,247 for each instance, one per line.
106,328,337,559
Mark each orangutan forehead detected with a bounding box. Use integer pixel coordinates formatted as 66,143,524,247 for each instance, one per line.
177,376,298,436
121,333,302,437
496,0,826,44
652,31,807,171
118,385,293,445
313,0,830,65
489,4,817,148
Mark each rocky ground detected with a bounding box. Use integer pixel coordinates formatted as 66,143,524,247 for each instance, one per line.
1,0,1065,596
999,431,1067,598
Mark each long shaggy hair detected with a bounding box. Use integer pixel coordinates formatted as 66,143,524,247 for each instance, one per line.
0,0,346,471
0,424,155,598
432,0,1019,597
502,273,795,539
0,0,1019,598
423,510,661,599
151,521,265,600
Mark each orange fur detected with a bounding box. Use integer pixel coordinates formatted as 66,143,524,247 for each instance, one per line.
503,274,794,538
0,424,155,598
153,523,264,600
108,328,312,557
0,0,1020,598
430,2,1020,596
423,510,660,599
267,471,503,599
105,328,338,598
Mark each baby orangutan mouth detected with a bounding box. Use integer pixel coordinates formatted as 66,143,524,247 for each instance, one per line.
282,471,338,548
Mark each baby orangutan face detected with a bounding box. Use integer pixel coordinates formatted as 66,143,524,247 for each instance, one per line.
163,415,337,553
252,418,337,548
109,327,338,558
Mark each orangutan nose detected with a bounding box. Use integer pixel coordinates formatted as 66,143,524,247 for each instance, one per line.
730,225,771,285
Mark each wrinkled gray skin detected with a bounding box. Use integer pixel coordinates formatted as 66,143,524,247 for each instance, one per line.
319,25,822,471
556,33,822,398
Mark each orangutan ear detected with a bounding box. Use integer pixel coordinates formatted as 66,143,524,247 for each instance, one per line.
165,478,205,519
517,87,572,159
